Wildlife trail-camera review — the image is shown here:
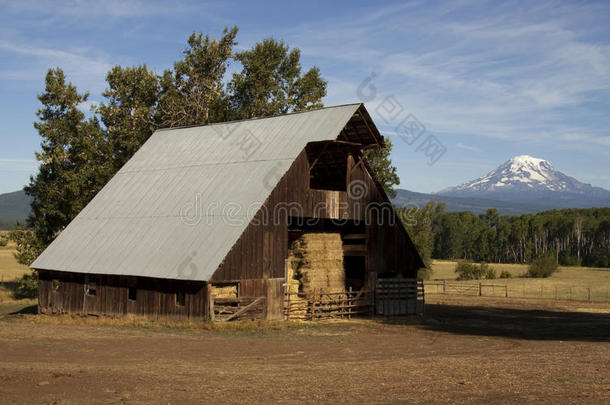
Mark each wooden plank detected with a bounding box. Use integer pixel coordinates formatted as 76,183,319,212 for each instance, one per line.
265,278,284,320
223,297,265,322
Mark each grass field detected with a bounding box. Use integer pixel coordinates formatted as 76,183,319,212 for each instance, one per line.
429,260,610,301
0,232,35,310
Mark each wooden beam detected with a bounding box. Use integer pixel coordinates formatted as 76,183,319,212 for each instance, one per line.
222,296,264,322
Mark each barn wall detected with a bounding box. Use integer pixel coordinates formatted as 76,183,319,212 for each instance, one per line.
211,149,422,282
38,270,208,319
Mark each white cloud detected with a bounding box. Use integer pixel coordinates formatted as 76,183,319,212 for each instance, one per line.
456,143,482,152
0,0,201,18
0,39,112,94
288,1,610,151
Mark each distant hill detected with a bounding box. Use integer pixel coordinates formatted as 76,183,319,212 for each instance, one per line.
0,190,31,230
437,155,610,209
392,189,551,215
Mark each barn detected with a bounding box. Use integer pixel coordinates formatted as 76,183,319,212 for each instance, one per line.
31,103,425,321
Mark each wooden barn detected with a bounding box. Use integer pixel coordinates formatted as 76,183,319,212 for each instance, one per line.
31,103,425,321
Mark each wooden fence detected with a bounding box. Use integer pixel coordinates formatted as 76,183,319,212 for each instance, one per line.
376,278,425,315
425,280,610,303
284,288,373,320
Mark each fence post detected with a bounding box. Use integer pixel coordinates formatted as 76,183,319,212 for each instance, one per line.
443,280,446,294
569,287,572,301
478,282,482,297
555,286,557,300
588,287,591,302
505,285,508,298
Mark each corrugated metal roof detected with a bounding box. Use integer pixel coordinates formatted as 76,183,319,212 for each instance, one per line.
31,103,362,281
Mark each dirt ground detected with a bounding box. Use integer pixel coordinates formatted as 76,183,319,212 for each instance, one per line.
1,297,609,404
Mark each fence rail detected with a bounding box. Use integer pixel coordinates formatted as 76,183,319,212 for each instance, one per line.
425,280,610,303
284,288,372,320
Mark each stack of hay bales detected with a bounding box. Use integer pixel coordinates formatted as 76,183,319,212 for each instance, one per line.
211,284,237,298
287,232,345,295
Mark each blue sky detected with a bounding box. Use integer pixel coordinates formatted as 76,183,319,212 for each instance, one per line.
1,0,609,194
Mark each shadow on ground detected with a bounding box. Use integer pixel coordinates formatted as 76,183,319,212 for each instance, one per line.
386,303,610,342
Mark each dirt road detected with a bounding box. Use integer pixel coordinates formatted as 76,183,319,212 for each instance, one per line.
1,297,609,404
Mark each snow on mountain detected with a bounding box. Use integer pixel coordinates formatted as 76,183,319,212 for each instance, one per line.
436,155,610,208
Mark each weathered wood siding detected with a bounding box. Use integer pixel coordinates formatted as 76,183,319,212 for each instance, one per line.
211,149,421,282
38,270,207,319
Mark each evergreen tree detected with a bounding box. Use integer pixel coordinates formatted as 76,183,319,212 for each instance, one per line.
366,136,400,198
25,69,107,247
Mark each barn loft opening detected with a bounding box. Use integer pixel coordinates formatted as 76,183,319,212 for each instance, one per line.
306,141,350,191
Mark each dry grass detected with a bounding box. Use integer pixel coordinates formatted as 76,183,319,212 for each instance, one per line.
429,260,610,301
0,237,34,308
0,239,31,282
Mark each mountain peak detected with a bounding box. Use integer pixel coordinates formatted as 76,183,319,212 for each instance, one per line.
436,156,610,208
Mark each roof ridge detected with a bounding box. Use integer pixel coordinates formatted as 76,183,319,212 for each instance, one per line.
155,103,363,132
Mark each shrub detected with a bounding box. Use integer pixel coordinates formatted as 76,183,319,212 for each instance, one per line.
14,272,38,299
0,235,7,247
456,261,497,280
526,255,558,278
481,263,496,279
417,267,433,280
499,270,512,279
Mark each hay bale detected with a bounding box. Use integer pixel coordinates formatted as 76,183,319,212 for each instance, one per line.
287,233,345,295
211,284,237,298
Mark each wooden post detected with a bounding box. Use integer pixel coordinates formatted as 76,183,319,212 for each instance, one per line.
505,285,508,298
588,287,591,302
206,284,215,321
555,286,558,300
443,280,446,294
478,282,482,297
286,289,291,321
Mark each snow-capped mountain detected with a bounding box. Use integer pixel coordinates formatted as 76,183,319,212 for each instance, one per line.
437,155,610,208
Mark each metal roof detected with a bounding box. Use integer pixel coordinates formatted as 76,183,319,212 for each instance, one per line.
31,103,363,281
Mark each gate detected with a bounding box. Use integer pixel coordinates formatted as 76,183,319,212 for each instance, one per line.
376,278,424,315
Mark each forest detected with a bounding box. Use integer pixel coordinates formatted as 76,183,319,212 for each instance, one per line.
398,203,610,268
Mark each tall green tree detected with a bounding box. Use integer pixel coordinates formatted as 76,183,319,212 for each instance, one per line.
156,27,238,127
98,65,160,171
228,38,326,119
366,136,400,198
25,68,108,249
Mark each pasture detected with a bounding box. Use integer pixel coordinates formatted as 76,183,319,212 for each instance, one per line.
429,260,610,301
0,233,35,313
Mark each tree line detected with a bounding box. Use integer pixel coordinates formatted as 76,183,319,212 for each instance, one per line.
14,26,399,264
398,203,610,268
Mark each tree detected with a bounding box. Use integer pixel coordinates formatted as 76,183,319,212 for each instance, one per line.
228,38,326,119
399,201,434,268
156,27,239,127
25,68,108,247
98,65,160,171
366,136,400,198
